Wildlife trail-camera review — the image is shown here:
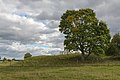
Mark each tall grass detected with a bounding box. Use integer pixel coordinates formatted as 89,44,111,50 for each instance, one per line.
0,53,120,80
0,66,120,80
11,53,120,67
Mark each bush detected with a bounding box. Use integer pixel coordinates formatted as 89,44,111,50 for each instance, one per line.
24,52,32,59
106,33,120,56
80,54,103,63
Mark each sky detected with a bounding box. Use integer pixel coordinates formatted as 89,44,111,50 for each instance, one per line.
0,0,120,59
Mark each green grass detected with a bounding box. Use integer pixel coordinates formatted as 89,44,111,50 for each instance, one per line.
14,53,105,67
12,53,120,67
0,53,120,80
0,66,120,80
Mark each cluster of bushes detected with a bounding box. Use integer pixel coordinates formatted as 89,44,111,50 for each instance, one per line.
106,33,120,56
1,57,16,62
24,52,32,59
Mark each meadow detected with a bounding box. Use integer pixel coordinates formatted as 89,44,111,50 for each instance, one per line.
0,53,120,80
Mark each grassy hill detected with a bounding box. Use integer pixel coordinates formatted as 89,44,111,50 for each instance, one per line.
14,53,105,67
1,53,120,67
1,53,120,80
8,53,120,67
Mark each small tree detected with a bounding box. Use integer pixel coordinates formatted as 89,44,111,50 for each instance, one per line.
59,8,110,61
107,33,120,56
7,59,11,61
12,58,16,61
3,57,7,61
24,52,32,59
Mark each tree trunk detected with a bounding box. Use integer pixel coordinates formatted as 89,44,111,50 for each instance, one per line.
85,48,91,59
81,52,85,62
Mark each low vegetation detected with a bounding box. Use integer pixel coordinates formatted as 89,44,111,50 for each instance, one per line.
0,53,120,80
1,66,120,80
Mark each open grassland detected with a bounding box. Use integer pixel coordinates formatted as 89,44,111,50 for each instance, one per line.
0,66,120,80
0,53,120,80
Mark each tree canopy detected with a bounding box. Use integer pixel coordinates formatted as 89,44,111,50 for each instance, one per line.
24,52,32,59
59,8,110,60
107,33,120,56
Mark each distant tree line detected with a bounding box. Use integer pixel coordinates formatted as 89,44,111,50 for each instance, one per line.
0,52,32,62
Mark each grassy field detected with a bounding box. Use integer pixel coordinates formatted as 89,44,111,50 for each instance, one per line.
0,53,120,80
1,66,120,80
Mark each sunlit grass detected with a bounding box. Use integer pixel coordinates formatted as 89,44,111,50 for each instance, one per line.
0,53,120,80
0,66,120,80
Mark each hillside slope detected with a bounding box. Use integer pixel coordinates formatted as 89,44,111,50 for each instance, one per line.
15,53,103,67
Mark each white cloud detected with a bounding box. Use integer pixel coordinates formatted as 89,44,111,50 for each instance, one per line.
0,0,120,59
11,26,22,31
7,42,43,52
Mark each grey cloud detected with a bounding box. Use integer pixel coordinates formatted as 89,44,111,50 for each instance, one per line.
45,33,64,48
19,0,89,20
0,0,120,59
39,29,57,34
36,11,61,20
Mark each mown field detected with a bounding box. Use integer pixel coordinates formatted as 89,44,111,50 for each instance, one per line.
0,53,120,80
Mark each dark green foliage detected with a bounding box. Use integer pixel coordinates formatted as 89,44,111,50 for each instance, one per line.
3,57,7,61
107,33,120,56
7,59,11,62
24,52,32,59
12,58,16,61
83,54,103,63
59,8,110,60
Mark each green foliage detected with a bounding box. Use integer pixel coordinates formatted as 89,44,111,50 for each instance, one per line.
107,33,120,56
59,8,110,60
3,57,7,61
24,52,32,59
7,59,11,62
84,54,103,63
12,58,16,61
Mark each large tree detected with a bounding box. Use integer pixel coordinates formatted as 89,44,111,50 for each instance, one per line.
107,33,120,56
59,8,110,61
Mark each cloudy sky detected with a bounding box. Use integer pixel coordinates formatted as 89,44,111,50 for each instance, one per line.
0,0,120,59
